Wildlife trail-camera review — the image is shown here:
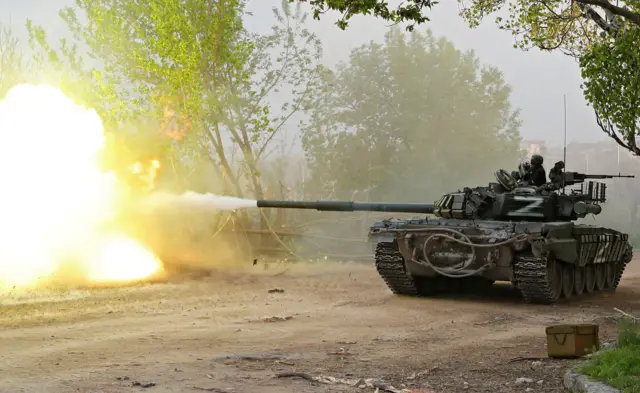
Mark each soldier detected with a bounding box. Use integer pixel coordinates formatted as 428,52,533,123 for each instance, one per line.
529,154,547,186
548,160,565,184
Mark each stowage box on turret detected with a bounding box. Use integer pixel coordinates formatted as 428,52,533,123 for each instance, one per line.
256,164,635,304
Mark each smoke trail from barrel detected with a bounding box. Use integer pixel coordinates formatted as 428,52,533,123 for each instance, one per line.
143,191,258,212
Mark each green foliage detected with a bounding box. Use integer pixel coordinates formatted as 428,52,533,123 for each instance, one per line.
301,28,521,202
580,320,640,393
293,0,640,156
457,0,640,56
28,0,324,198
292,0,438,30
26,0,248,194
28,0,248,133
458,0,603,57
580,26,640,154
456,0,640,154
0,23,35,98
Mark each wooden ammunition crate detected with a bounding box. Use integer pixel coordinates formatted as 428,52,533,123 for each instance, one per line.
546,324,600,358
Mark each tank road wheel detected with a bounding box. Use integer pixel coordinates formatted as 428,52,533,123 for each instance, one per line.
514,253,562,304
573,266,586,296
584,265,596,293
594,264,606,291
561,263,575,299
604,262,617,290
374,242,421,297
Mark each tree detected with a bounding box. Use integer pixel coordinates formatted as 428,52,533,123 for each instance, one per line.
455,0,640,154
295,1,640,157
579,24,640,154
293,0,640,50
0,23,35,98
292,0,436,30
301,28,521,203
27,0,324,200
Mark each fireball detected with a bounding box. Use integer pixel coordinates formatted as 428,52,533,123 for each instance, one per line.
0,84,163,289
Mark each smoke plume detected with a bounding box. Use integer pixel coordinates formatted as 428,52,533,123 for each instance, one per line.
142,191,258,212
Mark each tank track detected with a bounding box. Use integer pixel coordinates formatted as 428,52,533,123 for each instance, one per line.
514,244,632,304
374,241,420,296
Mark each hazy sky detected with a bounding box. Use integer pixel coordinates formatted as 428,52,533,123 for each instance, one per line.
0,0,619,149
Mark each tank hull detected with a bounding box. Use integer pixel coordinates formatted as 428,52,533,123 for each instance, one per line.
369,217,632,304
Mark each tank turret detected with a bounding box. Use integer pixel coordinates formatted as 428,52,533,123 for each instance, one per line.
430,168,635,222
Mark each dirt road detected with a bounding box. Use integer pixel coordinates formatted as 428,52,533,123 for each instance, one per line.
1,259,639,393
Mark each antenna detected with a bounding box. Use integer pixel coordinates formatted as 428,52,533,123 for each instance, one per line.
563,94,567,193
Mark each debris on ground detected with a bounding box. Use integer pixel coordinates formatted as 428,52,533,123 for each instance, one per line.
212,352,290,361
327,347,353,356
267,288,284,293
515,377,534,384
407,366,440,380
508,356,548,363
275,372,430,393
132,381,156,388
192,387,234,393
263,316,293,322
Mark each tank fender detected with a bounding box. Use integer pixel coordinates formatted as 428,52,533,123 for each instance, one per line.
368,219,400,244
369,232,396,244
541,222,578,264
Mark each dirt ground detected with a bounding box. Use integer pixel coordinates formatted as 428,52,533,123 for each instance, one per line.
1,259,639,393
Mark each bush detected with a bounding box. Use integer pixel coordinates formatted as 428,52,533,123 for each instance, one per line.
580,319,640,393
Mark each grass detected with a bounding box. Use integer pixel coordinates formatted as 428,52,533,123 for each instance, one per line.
579,318,640,393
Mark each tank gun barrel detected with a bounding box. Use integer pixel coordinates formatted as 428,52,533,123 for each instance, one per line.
256,200,436,214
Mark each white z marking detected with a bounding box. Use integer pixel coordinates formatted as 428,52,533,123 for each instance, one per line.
594,235,613,262
507,196,545,217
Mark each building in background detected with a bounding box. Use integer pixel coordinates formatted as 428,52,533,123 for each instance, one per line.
520,139,547,160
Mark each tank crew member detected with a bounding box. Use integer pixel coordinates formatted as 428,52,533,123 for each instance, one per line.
529,154,546,186
548,160,565,184
519,161,532,184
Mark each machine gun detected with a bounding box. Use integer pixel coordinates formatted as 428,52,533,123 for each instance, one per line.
557,171,635,187
541,170,636,205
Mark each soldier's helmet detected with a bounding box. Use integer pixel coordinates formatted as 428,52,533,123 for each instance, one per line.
531,154,543,166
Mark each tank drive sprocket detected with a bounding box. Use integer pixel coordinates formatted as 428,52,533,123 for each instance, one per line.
374,241,421,296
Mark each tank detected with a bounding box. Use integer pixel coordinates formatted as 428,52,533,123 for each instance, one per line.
256,164,635,304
